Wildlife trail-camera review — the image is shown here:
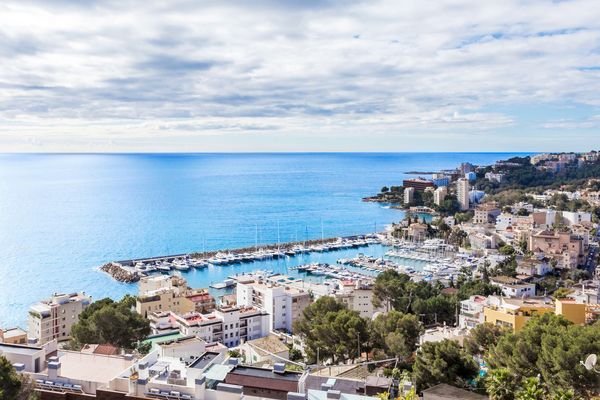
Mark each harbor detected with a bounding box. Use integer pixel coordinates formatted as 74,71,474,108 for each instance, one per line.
100,234,480,292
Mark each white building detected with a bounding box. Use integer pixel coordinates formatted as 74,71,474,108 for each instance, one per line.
335,281,384,319
28,292,92,344
560,211,592,226
490,276,536,298
485,172,504,183
236,280,311,333
459,295,488,329
404,187,414,205
433,186,447,206
152,306,270,348
456,178,469,211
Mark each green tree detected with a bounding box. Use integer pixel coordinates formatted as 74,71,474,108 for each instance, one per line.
293,297,368,364
413,340,479,391
464,323,507,357
70,296,151,350
485,368,517,400
371,311,423,360
0,356,38,400
487,314,600,397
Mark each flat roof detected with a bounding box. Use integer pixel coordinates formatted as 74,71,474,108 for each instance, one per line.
422,383,487,399
189,352,220,370
228,365,302,382
56,351,135,384
0,343,43,356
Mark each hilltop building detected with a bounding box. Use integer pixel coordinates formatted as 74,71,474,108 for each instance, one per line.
403,187,414,205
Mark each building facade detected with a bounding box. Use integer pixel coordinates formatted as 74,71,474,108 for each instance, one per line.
28,292,91,344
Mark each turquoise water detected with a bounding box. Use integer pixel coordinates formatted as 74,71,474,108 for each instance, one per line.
0,153,523,327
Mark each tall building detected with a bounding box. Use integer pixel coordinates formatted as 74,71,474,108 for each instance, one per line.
465,171,477,181
28,292,92,344
456,178,470,211
404,187,414,205
236,279,311,333
433,186,447,206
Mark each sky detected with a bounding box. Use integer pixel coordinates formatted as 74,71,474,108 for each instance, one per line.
0,0,600,152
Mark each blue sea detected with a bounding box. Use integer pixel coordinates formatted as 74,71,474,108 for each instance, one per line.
0,153,523,327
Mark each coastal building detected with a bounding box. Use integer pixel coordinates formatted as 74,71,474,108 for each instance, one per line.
458,295,488,329
560,211,592,226
238,334,289,366
433,186,447,206
460,162,474,174
136,275,216,318
465,171,476,181
403,178,434,191
407,223,428,242
28,292,91,344
153,306,270,348
432,174,450,187
489,276,536,298
484,172,504,183
0,327,28,344
456,178,469,211
236,279,311,333
473,203,501,225
335,281,385,319
403,187,414,205
483,296,588,332
529,229,584,269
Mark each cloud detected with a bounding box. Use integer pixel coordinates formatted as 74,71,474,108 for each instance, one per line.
0,0,599,151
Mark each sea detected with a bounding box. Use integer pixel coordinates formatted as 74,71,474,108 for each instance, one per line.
0,152,524,327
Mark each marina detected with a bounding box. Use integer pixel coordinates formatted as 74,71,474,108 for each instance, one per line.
101,235,480,291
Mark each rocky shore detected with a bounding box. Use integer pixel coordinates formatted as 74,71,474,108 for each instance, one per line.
100,262,140,283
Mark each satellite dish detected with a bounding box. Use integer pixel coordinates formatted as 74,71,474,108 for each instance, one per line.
583,354,597,371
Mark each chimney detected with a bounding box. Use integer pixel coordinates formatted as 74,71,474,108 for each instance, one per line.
47,361,61,380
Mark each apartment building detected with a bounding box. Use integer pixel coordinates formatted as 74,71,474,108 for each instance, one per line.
403,187,414,205
153,306,270,348
483,296,587,332
335,281,384,319
0,327,28,344
529,229,584,269
456,178,470,211
402,178,434,191
489,276,536,298
458,295,488,329
433,186,447,206
28,292,91,344
136,275,215,317
236,280,311,333
473,203,501,225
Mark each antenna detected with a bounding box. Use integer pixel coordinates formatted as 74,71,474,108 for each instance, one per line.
581,354,598,372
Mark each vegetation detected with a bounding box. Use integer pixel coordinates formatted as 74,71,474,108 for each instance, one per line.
413,339,479,391
293,297,369,364
0,356,38,400
371,311,423,361
486,313,600,398
463,323,507,357
70,295,150,352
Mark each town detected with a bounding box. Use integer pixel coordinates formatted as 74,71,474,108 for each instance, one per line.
2,151,600,400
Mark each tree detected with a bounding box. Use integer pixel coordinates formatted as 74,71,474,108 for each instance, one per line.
371,311,423,360
381,186,390,193
464,323,507,357
499,245,516,256
413,340,479,391
0,356,38,400
0,356,21,400
487,314,600,397
70,296,151,350
293,297,368,364
485,368,517,400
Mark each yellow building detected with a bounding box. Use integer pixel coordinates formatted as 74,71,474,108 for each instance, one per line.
483,296,588,332
0,327,28,344
135,275,195,318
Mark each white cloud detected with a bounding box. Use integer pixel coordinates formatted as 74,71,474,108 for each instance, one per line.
0,0,599,151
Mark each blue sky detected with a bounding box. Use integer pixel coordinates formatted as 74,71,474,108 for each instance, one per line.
0,0,599,152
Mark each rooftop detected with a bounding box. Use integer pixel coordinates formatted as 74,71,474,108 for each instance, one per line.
245,334,289,356
56,351,135,384
189,352,220,370
421,383,488,399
